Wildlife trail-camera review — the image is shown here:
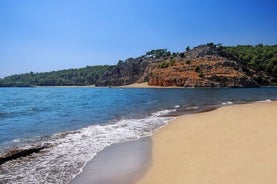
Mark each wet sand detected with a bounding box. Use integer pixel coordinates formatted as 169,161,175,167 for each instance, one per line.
138,102,277,184
70,137,152,184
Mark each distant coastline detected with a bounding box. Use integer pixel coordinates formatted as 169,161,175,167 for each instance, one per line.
118,82,182,88
33,85,96,88
1,43,276,88
1,83,276,89
3,83,277,89
33,83,277,89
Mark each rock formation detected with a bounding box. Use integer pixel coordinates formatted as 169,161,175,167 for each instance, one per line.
96,44,275,87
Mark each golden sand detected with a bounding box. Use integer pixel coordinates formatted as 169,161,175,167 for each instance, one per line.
138,102,277,184
120,82,182,88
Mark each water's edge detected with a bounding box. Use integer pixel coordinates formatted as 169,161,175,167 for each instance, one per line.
70,137,152,184
68,103,226,184
69,99,276,184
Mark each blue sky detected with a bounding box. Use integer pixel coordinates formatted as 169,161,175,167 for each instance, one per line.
0,0,276,78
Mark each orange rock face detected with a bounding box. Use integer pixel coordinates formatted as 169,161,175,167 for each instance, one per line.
146,56,258,87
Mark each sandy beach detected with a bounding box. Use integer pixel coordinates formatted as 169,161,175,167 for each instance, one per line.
138,102,277,184
119,82,182,88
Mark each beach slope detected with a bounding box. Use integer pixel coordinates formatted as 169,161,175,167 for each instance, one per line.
138,102,277,184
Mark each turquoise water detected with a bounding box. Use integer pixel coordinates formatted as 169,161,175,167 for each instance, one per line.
0,87,277,183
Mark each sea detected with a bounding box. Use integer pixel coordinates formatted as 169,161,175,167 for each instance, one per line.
0,87,277,183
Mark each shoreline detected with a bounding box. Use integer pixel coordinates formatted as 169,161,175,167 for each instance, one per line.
32,82,182,88
2,83,277,88
118,82,183,88
138,101,277,184
70,137,152,184
33,85,96,88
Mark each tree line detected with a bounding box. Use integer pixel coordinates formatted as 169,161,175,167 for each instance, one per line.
225,44,277,78
0,65,111,87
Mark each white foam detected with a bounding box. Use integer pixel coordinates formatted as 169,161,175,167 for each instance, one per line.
221,101,233,105
185,106,199,110
146,100,158,104
11,139,21,143
9,136,44,145
256,99,272,103
0,109,175,184
174,105,180,108
151,109,176,116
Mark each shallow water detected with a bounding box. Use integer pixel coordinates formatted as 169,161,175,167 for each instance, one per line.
0,87,277,183
70,137,152,184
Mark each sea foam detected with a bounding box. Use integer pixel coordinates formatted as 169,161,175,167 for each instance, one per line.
256,99,272,103
0,109,174,184
221,101,233,105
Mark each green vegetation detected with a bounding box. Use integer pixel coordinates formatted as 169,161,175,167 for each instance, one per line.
198,72,204,78
186,60,191,64
170,59,175,66
158,61,170,68
225,44,277,78
179,53,185,58
0,65,111,87
158,59,175,69
194,66,204,78
145,49,171,58
186,46,190,51
194,66,201,73
207,42,215,46
171,52,178,57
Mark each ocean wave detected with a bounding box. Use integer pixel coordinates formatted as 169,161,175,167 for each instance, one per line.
146,100,159,104
0,109,175,184
256,99,272,103
0,108,41,119
10,138,23,143
151,109,176,116
10,136,45,144
221,101,233,105
185,106,199,110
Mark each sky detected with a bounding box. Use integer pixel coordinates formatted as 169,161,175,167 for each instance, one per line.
0,0,277,78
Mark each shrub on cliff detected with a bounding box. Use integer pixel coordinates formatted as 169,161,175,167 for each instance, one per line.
158,61,170,68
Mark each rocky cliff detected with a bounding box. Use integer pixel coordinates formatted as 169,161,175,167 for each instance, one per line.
96,57,164,86
96,57,149,86
145,45,260,87
96,44,275,87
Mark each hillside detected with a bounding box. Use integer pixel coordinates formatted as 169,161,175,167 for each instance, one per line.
140,45,259,87
0,65,111,87
1,43,276,87
97,43,276,87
